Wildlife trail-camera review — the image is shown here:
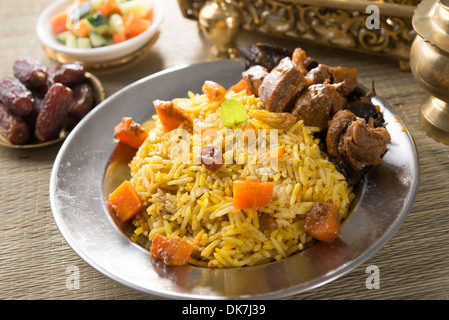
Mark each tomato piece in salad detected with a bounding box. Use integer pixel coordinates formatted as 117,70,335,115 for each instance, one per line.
51,0,154,49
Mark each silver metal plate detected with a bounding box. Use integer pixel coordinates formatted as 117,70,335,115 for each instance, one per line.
50,60,419,299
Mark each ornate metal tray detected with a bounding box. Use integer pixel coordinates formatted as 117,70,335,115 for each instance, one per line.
178,0,420,69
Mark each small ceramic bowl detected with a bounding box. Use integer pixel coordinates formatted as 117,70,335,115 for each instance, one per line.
36,0,164,68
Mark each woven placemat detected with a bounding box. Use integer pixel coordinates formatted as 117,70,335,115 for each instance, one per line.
1,0,448,300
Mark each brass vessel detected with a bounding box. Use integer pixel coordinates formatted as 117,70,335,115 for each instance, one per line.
198,0,241,58
410,0,449,144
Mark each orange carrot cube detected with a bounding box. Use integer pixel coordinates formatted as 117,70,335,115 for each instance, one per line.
113,117,149,149
232,180,274,210
150,233,193,266
109,180,144,222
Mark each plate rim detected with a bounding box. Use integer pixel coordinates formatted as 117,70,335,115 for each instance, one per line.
49,59,420,299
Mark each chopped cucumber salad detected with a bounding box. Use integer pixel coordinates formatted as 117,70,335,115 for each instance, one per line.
51,0,154,49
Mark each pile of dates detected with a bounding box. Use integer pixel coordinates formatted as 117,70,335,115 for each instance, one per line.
0,59,95,145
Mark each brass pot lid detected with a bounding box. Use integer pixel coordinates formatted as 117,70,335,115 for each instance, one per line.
413,0,449,53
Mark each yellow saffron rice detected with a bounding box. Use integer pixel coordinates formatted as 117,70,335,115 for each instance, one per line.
129,88,355,268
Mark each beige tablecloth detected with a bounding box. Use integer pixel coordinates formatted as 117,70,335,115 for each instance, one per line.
1,0,448,300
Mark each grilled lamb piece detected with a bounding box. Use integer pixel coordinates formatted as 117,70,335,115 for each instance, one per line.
304,64,358,97
326,109,357,157
305,64,333,85
242,65,269,96
290,82,347,130
326,109,391,184
329,66,358,96
258,57,308,113
239,43,293,72
340,117,391,171
303,57,319,71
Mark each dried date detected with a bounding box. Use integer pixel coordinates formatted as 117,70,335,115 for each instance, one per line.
32,94,44,114
35,83,73,142
68,83,94,121
0,102,30,145
13,58,48,89
0,77,34,116
48,61,85,86
22,94,43,133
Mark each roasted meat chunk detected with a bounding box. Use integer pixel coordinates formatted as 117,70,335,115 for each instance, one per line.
239,43,293,72
305,64,332,85
303,57,319,71
326,109,391,184
258,57,307,113
242,65,268,96
329,66,358,96
341,117,391,171
291,82,347,129
305,64,358,96
326,109,357,157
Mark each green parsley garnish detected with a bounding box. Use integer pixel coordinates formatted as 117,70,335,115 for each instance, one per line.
221,99,247,127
